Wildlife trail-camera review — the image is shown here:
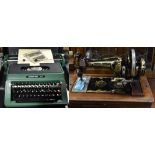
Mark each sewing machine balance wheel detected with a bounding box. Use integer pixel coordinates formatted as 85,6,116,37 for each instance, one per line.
130,49,136,77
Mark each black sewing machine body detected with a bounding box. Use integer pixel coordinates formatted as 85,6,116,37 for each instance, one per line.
72,49,146,96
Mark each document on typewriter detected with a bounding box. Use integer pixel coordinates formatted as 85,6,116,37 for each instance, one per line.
18,49,54,66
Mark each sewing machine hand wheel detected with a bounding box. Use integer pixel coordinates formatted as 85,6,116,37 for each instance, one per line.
128,49,146,78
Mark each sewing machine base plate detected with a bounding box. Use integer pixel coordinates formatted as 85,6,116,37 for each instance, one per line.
69,74,154,108
72,76,140,95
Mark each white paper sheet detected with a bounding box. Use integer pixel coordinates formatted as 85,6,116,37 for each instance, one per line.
18,49,54,66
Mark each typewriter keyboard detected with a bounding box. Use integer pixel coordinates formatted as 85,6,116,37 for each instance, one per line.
11,81,62,103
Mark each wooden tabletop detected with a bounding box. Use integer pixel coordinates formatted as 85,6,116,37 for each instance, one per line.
148,78,155,108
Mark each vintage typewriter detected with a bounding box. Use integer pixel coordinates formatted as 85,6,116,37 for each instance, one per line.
0,48,68,107
72,48,146,96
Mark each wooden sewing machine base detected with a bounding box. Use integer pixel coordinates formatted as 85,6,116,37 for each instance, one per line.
69,73,154,108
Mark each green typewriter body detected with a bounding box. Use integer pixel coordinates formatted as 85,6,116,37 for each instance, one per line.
4,63,68,107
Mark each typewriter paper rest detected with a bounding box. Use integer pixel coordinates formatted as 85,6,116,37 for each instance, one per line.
18,49,54,66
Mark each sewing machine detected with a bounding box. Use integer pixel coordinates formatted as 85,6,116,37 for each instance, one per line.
69,48,154,107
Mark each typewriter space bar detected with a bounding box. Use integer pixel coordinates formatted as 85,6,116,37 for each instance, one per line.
15,98,57,103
